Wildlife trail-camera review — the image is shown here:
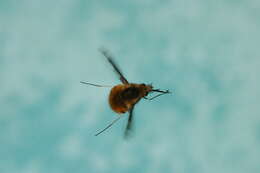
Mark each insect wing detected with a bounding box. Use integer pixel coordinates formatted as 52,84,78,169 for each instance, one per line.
100,49,129,84
124,106,135,138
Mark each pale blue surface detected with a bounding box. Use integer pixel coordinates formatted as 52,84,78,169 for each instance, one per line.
1,0,260,173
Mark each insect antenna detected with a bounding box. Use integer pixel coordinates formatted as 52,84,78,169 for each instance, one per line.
80,81,112,87
95,116,122,136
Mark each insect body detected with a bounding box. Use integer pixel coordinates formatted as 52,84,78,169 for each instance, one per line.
81,49,171,138
109,83,153,114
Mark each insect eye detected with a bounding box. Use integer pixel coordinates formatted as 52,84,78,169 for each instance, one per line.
141,83,146,87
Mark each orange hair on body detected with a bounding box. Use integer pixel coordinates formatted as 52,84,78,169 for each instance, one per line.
109,83,153,114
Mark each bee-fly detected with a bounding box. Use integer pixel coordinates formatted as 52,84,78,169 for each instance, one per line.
81,49,171,138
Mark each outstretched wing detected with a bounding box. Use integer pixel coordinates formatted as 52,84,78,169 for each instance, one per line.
100,48,129,84
124,106,135,139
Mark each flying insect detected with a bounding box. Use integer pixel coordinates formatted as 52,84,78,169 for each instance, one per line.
81,49,171,138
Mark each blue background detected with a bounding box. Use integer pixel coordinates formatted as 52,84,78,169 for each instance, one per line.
1,0,260,173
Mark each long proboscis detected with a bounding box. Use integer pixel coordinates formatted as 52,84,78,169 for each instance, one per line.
80,81,112,87
95,116,122,136
152,89,171,94
146,89,172,100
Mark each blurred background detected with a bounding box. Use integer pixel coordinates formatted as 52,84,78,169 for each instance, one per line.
1,0,260,173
